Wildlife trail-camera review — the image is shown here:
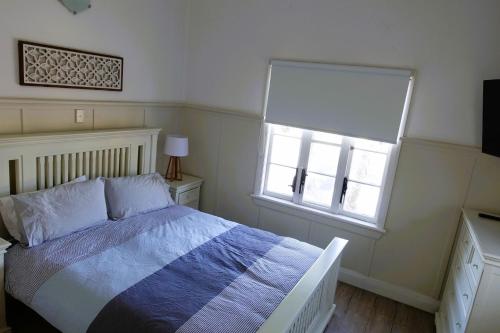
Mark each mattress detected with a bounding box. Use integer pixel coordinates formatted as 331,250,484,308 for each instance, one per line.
5,205,321,333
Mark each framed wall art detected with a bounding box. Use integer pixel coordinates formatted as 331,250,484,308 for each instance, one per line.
18,40,123,91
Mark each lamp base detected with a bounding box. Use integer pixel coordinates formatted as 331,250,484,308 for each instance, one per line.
165,156,183,181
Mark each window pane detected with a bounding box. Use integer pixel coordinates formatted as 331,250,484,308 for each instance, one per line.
348,150,387,186
308,143,340,176
270,135,301,167
343,182,380,218
272,124,303,138
312,131,342,144
266,164,295,196
351,137,391,153
303,172,335,207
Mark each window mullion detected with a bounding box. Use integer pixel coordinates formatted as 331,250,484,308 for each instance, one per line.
293,130,312,204
330,137,351,213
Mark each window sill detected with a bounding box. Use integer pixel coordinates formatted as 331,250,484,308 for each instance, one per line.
251,194,386,240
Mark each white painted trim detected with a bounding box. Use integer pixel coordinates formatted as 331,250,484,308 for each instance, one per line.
0,128,161,146
339,268,440,313
184,103,262,121
435,310,446,333
401,137,481,153
0,97,185,108
252,194,385,239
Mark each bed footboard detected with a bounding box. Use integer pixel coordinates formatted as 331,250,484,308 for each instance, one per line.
257,237,348,333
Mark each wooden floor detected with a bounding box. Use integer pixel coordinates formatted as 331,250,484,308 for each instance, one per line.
325,282,435,333
8,283,435,333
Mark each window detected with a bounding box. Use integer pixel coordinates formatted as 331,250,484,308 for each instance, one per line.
261,124,396,224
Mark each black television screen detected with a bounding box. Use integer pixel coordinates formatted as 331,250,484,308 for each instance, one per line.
483,79,500,157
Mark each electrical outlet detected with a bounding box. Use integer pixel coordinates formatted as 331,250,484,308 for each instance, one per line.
75,109,85,123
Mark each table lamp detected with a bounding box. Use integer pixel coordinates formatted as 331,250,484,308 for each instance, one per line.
164,135,189,181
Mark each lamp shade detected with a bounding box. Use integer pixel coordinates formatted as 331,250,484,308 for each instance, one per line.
164,135,189,157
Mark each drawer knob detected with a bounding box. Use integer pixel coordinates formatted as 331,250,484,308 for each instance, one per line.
463,293,468,299
473,264,479,269
456,322,462,328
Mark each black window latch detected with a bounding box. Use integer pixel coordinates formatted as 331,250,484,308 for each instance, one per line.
340,177,348,203
299,169,307,194
289,168,299,193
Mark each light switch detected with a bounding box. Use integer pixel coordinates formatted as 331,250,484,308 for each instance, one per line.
75,109,85,123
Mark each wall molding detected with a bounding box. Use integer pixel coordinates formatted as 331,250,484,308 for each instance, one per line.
0,97,185,108
0,97,485,155
184,103,263,121
183,102,481,153
401,136,481,154
339,268,440,313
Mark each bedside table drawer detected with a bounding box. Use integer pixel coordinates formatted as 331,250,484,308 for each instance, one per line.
178,187,200,206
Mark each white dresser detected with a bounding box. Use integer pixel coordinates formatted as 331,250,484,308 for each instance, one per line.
436,209,500,333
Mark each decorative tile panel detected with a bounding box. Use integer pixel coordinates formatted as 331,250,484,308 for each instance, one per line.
18,40,123,91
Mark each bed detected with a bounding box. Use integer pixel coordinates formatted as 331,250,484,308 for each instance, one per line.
0,128,347,333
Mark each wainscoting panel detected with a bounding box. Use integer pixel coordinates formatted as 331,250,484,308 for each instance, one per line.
370,139,478,298
214,115,261,228
93,106,145,129
177,104,494,313
309,223,376,276
259,207,311,242
22,105,93,133
2,98,499,314
464,153,500,213
0,107,22,134
179,109,222,214
0,98,182,177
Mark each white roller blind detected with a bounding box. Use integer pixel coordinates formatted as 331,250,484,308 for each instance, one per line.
265,60,412,143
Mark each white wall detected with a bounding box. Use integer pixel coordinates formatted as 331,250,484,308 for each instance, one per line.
186,0,500,146
0,0,188,102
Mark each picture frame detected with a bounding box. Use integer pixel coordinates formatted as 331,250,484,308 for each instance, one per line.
18,40,123,91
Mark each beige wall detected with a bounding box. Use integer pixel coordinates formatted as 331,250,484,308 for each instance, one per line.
1,98,500,312
178,105,500,312
1,0,500,315
0,99,181,172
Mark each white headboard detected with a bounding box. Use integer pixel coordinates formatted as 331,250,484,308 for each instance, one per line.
0,128,161,197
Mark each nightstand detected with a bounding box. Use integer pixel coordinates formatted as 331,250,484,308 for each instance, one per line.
166,174,203,209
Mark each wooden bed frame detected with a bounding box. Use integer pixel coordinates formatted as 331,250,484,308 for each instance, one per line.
0,128,347,333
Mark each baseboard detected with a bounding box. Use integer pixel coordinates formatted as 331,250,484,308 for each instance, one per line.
339,268,440,313
435,311,446,333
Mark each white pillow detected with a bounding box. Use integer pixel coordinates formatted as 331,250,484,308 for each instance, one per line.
105,172,175,220
13,177,107,247
0,175,87,242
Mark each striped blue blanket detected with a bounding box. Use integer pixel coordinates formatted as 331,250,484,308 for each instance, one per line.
5,205,321,333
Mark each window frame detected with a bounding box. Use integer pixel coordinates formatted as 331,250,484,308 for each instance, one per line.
256,123,401,229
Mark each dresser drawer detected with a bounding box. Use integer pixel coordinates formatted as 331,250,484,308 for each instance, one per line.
178,187,200,206
452,251,469,295
458,223,473,261
447,286,466,333
452,256,474,320
465,247,484,287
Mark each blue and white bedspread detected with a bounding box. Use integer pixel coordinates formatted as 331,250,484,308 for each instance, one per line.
5,205,321,333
